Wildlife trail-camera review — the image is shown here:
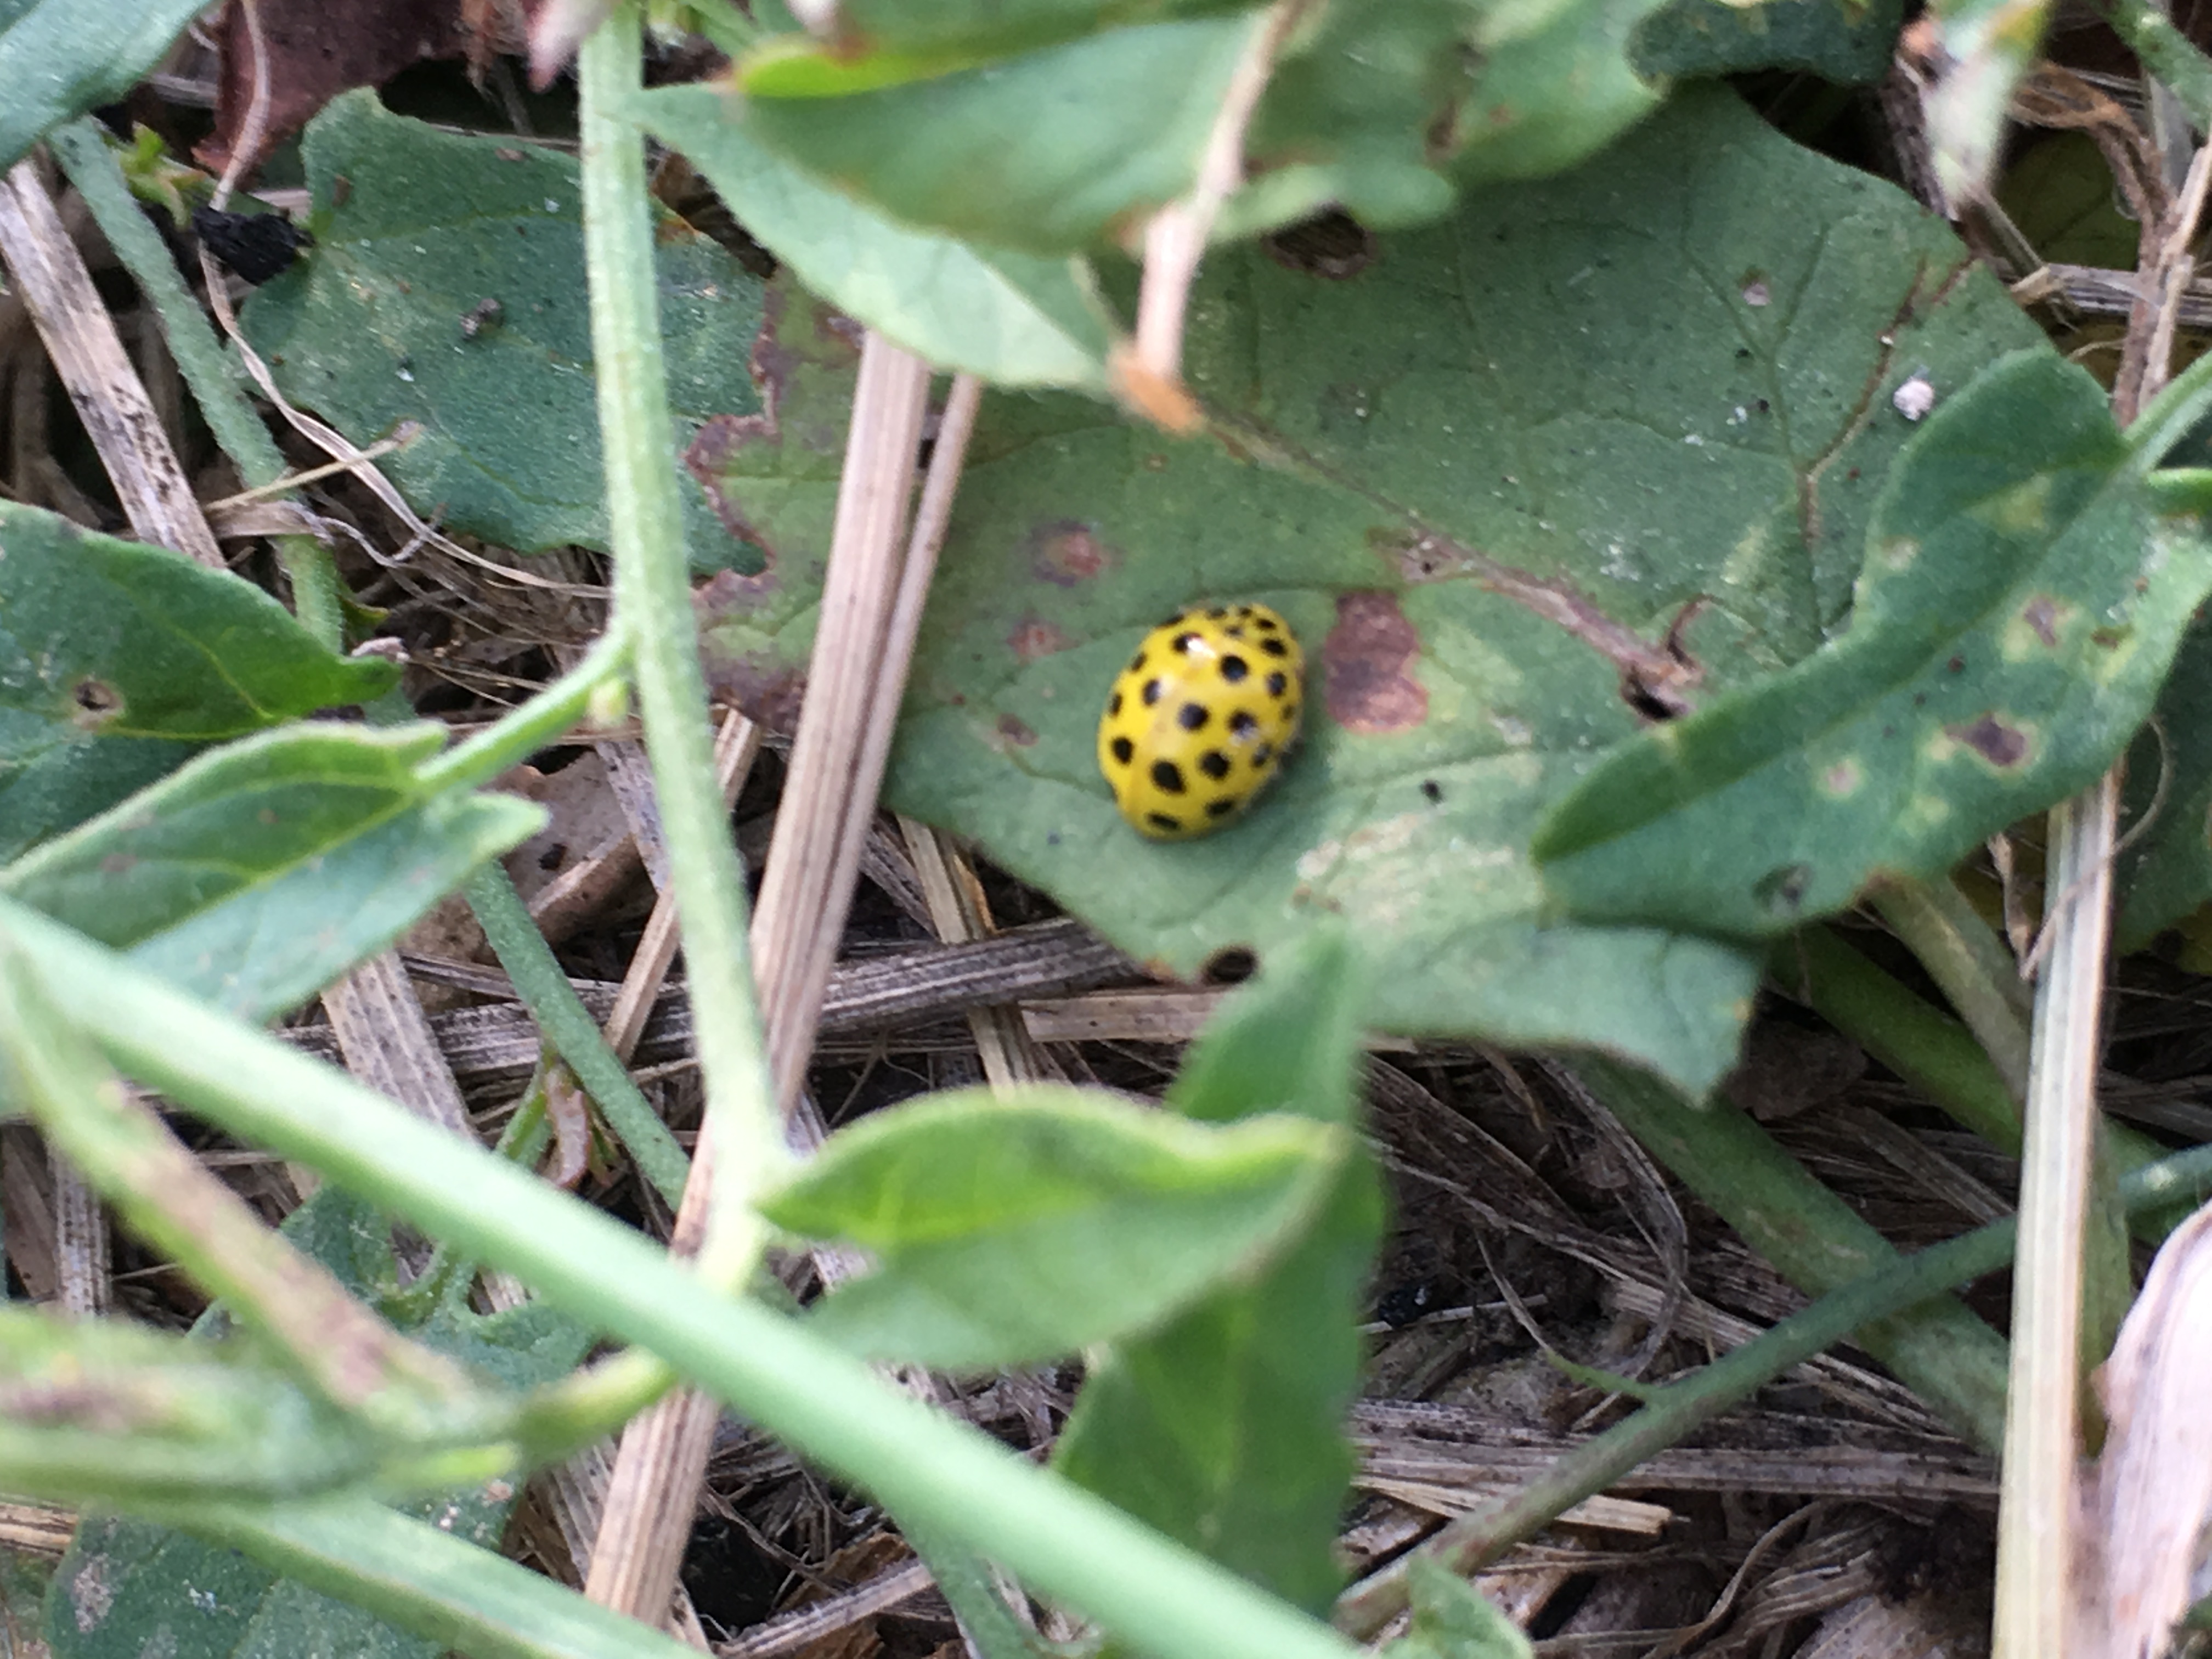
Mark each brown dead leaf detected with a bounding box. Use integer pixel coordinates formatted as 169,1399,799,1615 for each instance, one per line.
2072,1197,2212,1658
200,0,527,174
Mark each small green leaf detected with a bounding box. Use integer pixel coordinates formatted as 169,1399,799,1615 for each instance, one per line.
0,503,396,861
638,87,1113,388
0,0,210,173
738,15,1256,255
1378,1559,1534,1659
1630,0,1905,83
239,92,769,568
1,725,542,1019
1536,351,2212,938
1053,931,1379,1616
762,1085,1346,1369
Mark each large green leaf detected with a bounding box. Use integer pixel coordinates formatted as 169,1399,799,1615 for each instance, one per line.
0,0,208,173
636,87,1114,389
1630,0,1905,83
0,504,396,862
1536,351,2212,938
738,16,1256,256
701,86,2046,1094
762,1086,1346,1368
1,725,541,1019
239,93,769,567
1053,930,1378,1617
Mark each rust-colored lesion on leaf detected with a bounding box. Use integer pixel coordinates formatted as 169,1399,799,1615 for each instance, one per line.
1323,592,1429,735
1007,619,1074,662
1946,713,2033,768
1026,520,1115,586
996,713,1039,747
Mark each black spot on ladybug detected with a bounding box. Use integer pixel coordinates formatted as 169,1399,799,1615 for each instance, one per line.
1147,811,1182,833
1110,736,1135,765
1229,711,1260,739
1253,614,1278,630
1221,655,1250,683
1199,751,1231,780
1420,779,1443,803
1142,678,1163,706
1152,760,1187,794
1206,606,1228,618
1205,798,1238,819
1172,631,1199,653
1177,702,1209,731
1252,743,1273,766
1265,671,1288,697
1130,652,1148,672
1108,691,1123,716
1260,637,1289,657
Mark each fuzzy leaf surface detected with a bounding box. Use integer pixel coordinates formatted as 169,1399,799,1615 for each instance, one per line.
1537,351,2212,936
1052,932,1376,1616
764,1086,1345,1368
1,725,540,1019
239,93,768,568
0,0,208,172
44,1188,588,1659
0,504,395,862
639,88,1113,389
701,88,2048,1094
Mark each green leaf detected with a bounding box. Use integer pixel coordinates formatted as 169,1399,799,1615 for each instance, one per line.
702,86,2046,1094
761,1085,1347,1368
1536,350,2212,938
1053,931,1379,1616
0,503,396,862
768,0,1242,59
1378,1558,1534,1659
1,724,543,1019
238,92,769,568
637,87,1114,388
0,0,209,173
1630,0,1905,83
737,15,1256,255
44,1186,592,1659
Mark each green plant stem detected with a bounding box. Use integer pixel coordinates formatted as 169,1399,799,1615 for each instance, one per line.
46,118,345,647
415,629,631,795
2091,0,2212,130
1870,874,2033,1101
1334,1137,2212,1640
1786,928,2192,1238
0,896,1364,1659
461,865,688,1207
1567,1055,2011,1449
578,5,785,1267
1784,927,2024,1149
2128,317,2212,463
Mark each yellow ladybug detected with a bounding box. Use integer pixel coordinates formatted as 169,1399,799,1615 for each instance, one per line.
1097,603,1304,839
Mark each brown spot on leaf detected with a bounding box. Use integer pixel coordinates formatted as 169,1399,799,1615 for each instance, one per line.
1948,714,2030,768
997,713,1038,747
70,678,122,726
683,414,780,570
2021,594,2061,647
1028,520,1112,586
1373,527,1478,585
1324,592,1428,735
699,649,806,736
1008,619,1073,661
